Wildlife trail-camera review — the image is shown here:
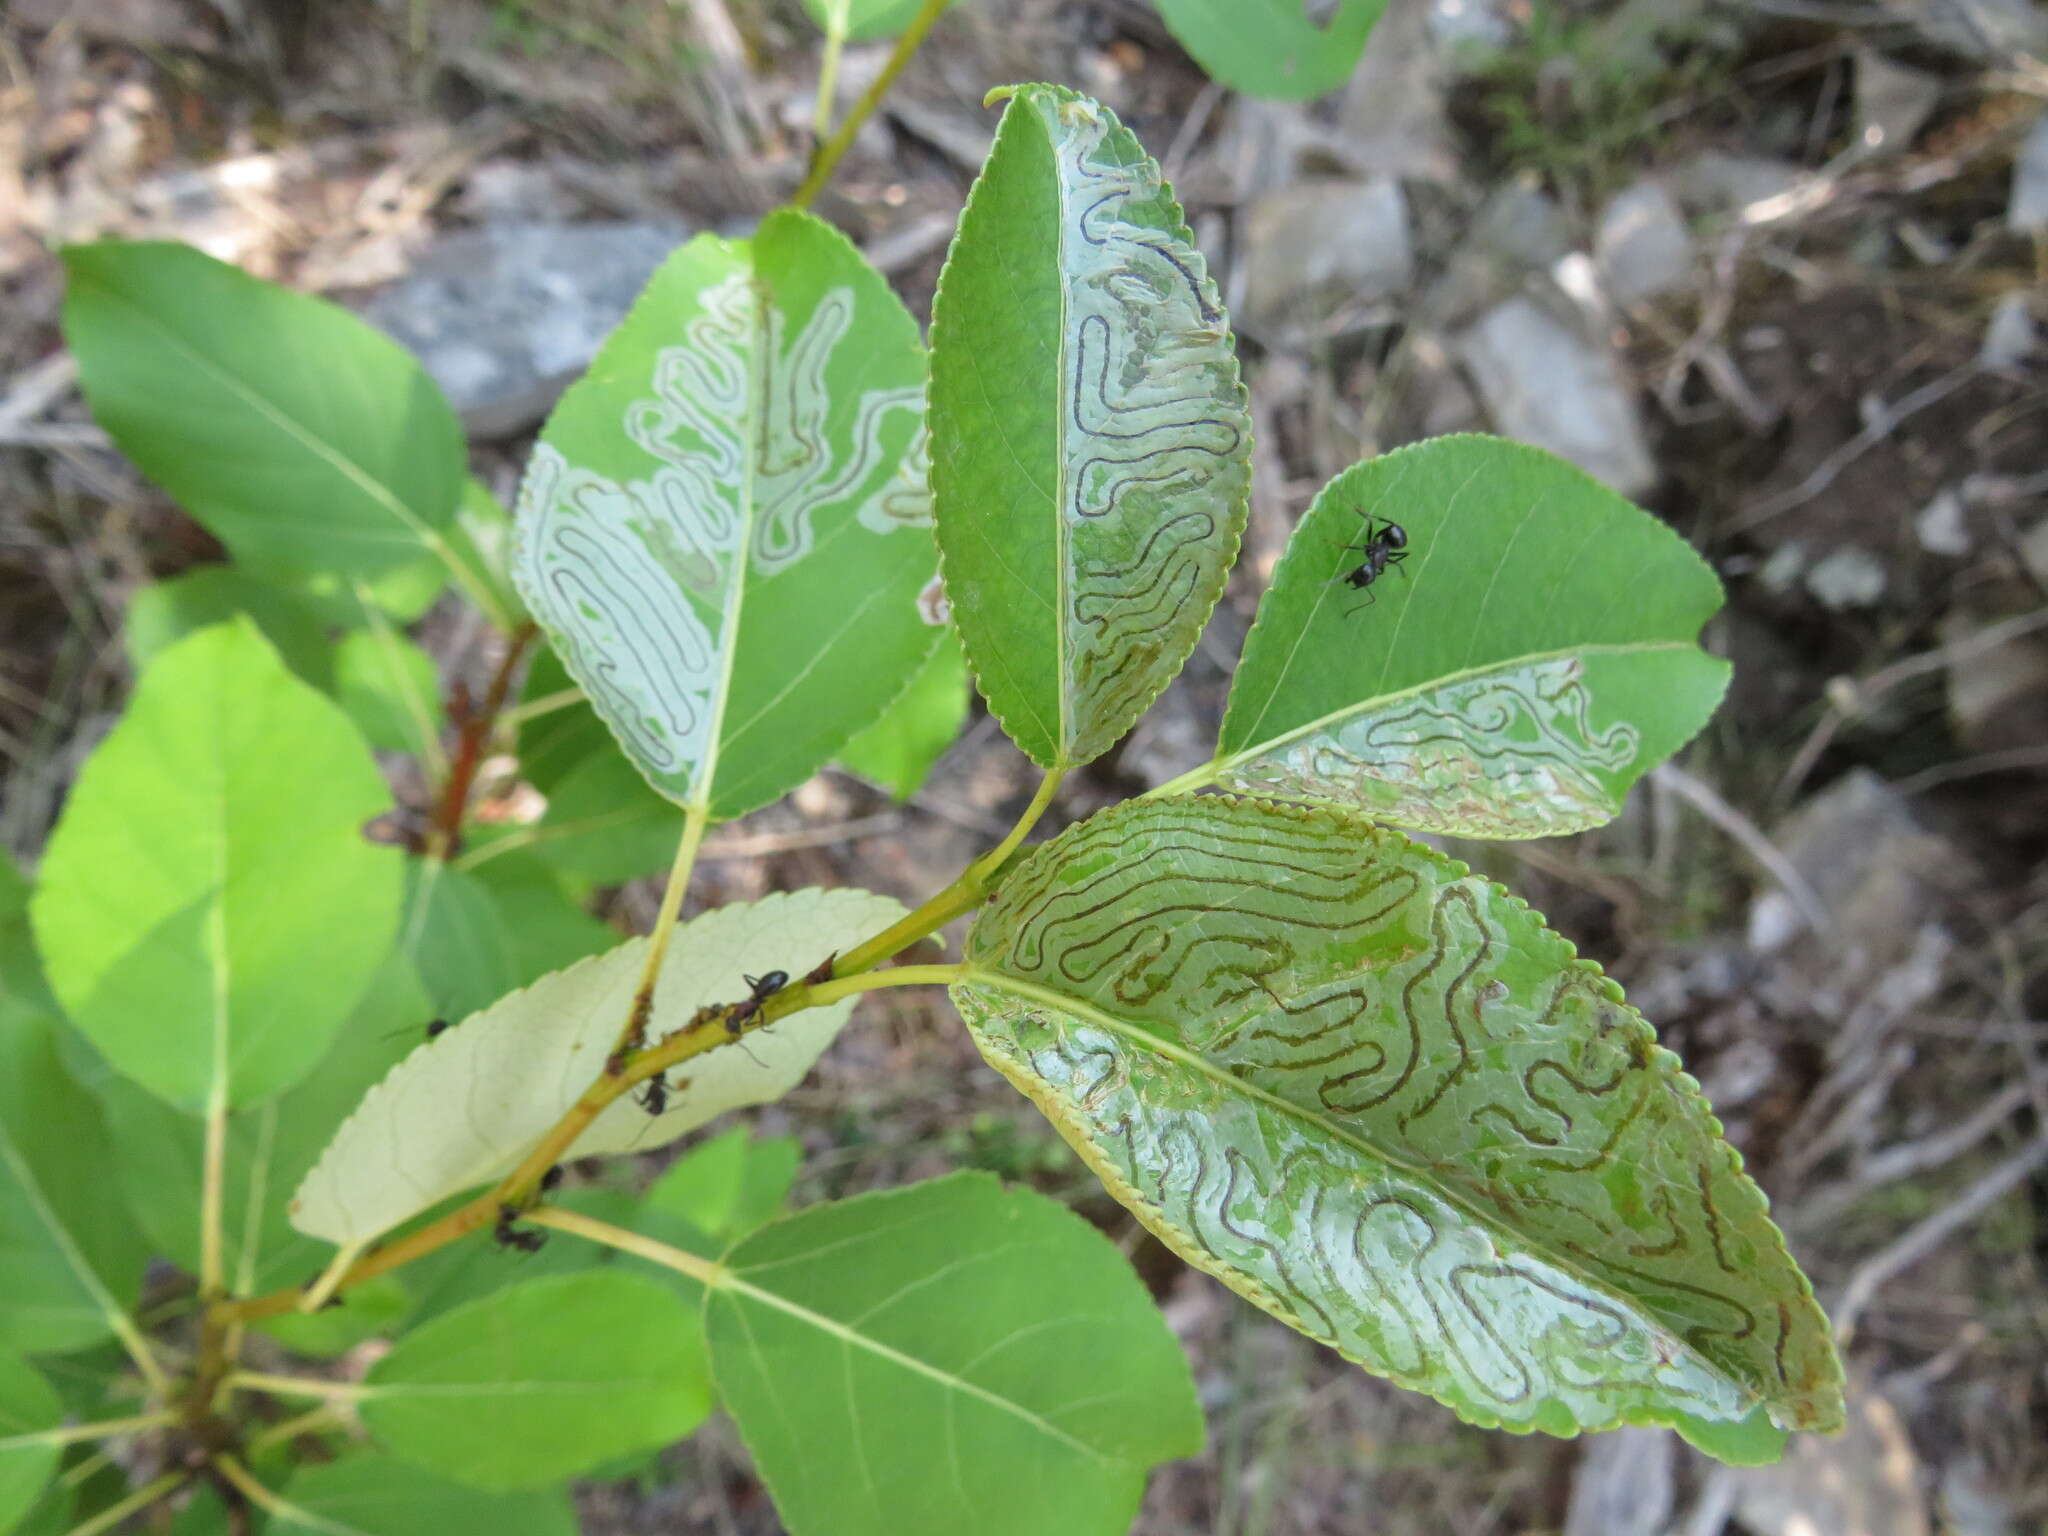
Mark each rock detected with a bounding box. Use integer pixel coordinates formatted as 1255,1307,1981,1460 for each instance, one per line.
1564,1427,1674,1536
1338,0,1460,183
1944,611,2048,756
1980,290,2036,369
1804,546,1888,610
1855,50,1941,157
358,221,686,438
1240,178,1413,344
1672,151,1804,221
1426,0,1514,58
1758,540,1809,594
1915,487,1972,556
2008,112,2048,229
1732,1387,1927,1536
1938,1460,2018,1536
1452,296,1656,496
1594,178,1693,303
1908,0,2048,61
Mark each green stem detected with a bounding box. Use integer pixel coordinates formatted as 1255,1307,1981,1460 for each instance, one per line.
226,1371,370,1404
59,1471,189,1536
0,1410,178,1454
814,3,848,141
527,1206,726,1286
796,964,964,1012
500,686,585,728
1146,760,1220,799
965,766,1064,885
245,1404,347,1458
791,0,951,209
611,805,711,1059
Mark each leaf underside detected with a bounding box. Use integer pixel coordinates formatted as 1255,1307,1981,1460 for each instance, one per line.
954,796,1842,1448
929,83,1250,769
1215,436,1731,838
290,888,905,1245
1153,0,1390,100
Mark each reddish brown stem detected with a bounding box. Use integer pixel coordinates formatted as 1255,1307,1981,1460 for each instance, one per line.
426,622,538,861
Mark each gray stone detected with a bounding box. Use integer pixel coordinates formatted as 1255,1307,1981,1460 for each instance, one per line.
1672,151,1805,220
2008,112,2048,229
1240,178,1413,343
1733,1388,1927,1536
1427,0,1513,58
1452,296,1656,496
1915,488,1972,556
1909,0,2048,60
1338,0,1460,183
1981,290,2037,368
1856,50,1942,157
1424,178,1573,327
1564,1427,1675,1536
357,220,686,438
1804,546,1889,610
1594,178,1693,303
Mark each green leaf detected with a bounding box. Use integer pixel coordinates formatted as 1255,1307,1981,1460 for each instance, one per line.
334,628,444,757
514,209,937,821
278,1452,577,1536
707,1172,1200,1536
0,1010,145,1356
1208,437,1731,837
469,856,617,977
1154,0,1387,100
928,84,1249,770
0,1352,62,1536
292,888,905,1245
258,1274,412,1360
400,864,519,1028
835,629,967,801
443,477,526,631
361,1272,710,1492
126,565,336,690
86,955,430,1299
62,241,465,580
31,620,403,1110
395,1187,641,1328
797,0,958,42
512,646,612,794
643,1128,800,1244
953,796,1843,1448
518,751,681,884
0,859,55,1018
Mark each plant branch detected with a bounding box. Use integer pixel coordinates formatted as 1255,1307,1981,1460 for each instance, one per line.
244,1404,348,1458
527,1205,727,1286
425,620,539,861
813,1,849,141
791,0,951,209
59,1470,190,1536
0,1410,178,1452
226,1371,371,1403
609,805,711,1062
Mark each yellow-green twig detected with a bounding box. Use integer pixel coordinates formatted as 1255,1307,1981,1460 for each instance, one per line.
792,0,952,209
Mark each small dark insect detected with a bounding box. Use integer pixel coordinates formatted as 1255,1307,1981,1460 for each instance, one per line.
638,1071,670,1116
425,1018,450,1039
540,1163,565,1193
493,1204,545,1254
1331,514,1409,612
727,970,789,1034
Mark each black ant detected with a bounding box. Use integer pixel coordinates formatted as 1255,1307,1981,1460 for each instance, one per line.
1331,513,1409,612
637,1071,670,1116
728,971,789,1034
493,1203,545,1254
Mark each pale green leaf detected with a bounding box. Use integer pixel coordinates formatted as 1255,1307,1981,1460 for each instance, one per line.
31,621,404,1109
0,1352,62,1536
0,1008,146,1356
835,629,968,801
929,84,1249,769
1155,0,1387,100
400,863,518,1027
361,1272,709,1492
334,628,444,757
954,796,1842,1450
84,955,430,1299
258,1274,412,1360
277,1454,577,1536
707,1172,1201,1536
291,888,905,1244
1207,437,1731,837
126,566,336,690
62,241,464,579
514,209,937,820
470,856,617,976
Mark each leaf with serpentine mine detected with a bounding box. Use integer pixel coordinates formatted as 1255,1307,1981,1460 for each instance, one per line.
952,796,1842,1460
1203,437,1730,838
929,83,1250,769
